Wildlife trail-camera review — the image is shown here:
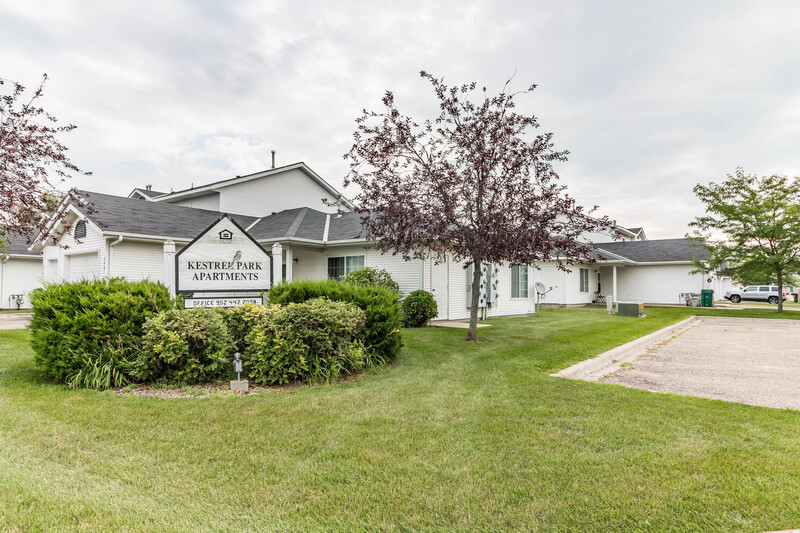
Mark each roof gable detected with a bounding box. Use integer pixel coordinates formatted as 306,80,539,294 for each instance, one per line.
151,162,354,209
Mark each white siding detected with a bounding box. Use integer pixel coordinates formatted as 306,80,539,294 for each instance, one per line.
533,263,566,307
44,217,107,283
365,248,423,296
606,264,705,304
46,258,58,283
0,257,42,309
165,193,220,211
580,228,621,244
218,169,339,216
109,241,167,283
562,264,594,305
286,244,423,296
439,257,537,320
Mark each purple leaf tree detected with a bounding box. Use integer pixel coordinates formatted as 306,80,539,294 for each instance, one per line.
345,71,611,341
1,74,90,248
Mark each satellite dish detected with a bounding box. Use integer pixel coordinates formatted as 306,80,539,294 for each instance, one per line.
535,282,547,295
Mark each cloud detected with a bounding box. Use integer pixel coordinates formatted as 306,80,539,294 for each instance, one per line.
2,0,799,238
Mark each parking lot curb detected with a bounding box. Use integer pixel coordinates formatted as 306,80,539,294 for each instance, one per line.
551,316,701,381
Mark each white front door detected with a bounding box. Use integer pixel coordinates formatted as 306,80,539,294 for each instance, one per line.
67,252,99,282
431,258,449,320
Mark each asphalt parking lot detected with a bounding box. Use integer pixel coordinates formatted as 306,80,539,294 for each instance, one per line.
604,316,800,410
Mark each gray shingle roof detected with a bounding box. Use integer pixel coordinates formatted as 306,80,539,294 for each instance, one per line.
328,211,367,241
247,207,365,242
74,190,258,239
2,235,38,256
584,247,632,263
594,238,710,263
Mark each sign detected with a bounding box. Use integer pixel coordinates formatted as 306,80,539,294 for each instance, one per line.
175,214,272,294
184,297,263,309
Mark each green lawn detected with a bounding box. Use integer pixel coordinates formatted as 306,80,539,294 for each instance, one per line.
2,306,800,531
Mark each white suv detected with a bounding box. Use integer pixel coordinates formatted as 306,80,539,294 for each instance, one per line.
724,285,786,304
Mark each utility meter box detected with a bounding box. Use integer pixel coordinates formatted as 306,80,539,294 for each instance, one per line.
617,302,644,317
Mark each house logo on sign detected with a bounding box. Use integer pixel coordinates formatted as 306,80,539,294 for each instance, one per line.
218,229,233,242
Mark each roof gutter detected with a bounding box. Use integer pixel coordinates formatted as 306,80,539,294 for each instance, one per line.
110,235,124,247
101,231,192,244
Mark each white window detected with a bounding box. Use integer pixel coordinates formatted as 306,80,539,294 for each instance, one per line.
327,255,365,280
511,265,528,298
579,268,589,293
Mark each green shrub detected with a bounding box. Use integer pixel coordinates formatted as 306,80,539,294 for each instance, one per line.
245,298,366,385
29,278,175,388
267,279,401,361
401,290,438,327
221,302,280,354
344,267,400,293
136,308,234,385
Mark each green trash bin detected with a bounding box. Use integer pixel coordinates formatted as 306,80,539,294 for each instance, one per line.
701,289,714,307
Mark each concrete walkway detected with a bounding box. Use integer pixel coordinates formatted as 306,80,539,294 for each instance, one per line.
556,316,800,411
0,313,32,330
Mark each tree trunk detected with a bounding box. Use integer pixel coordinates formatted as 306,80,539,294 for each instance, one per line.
777,268,784,313
466,258,483,341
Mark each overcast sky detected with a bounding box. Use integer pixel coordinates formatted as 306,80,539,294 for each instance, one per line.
3,1,799,238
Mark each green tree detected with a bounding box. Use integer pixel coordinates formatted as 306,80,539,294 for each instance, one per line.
690,168,800,311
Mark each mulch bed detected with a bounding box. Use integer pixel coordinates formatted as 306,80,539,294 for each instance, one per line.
116,382,298,398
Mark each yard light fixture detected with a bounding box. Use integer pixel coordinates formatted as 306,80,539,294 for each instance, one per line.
234,352,242,381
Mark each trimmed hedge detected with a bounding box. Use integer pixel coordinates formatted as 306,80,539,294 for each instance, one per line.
401,290,438,327
245,298,366,385
136,308,234,385
29,278,175,388
267,279,402,361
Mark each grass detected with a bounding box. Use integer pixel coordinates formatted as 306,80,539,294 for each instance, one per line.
1,306,800,531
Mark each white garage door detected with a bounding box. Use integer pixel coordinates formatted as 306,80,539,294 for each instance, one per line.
67,253,99,282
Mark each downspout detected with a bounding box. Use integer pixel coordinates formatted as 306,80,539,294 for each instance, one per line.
108,236,123,277
1,254,7,310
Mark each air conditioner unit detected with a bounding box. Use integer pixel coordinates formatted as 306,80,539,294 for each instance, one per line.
616,302,644,317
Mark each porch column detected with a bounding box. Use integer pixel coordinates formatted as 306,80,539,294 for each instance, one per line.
284,246,293,282
612,265,618,303
271,243,283,287
163,240,176,297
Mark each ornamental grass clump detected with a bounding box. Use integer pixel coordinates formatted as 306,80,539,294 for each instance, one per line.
29,278,175,389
